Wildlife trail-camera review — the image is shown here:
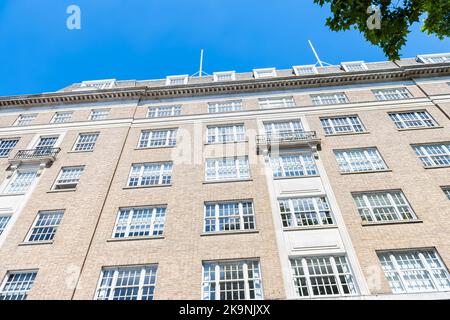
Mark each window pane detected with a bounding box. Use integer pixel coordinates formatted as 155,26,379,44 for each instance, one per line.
113,207,166,238
335,148,387,173
0,272,37,300
27,211,64,242
0,139,19,157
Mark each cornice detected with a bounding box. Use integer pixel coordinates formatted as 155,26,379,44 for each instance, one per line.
0,63,449,109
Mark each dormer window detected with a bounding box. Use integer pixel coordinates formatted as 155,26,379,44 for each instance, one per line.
293,65,318,76
213,71,236,82
79,79,116,90
253,68,277,79
166,75,189,86
341,61,368,72
417,53,450,64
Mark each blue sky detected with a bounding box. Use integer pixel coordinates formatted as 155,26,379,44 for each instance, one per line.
0,0,448,97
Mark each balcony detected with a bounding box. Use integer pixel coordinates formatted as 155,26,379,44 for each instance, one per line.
256,131,321,156
9,148,61,167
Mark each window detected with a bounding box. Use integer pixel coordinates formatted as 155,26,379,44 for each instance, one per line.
264,121,304,139
413,143,450,167
166,75,188,85
52,112,73,123
204,201,255,233
208,100,242,113
293,65,318,75
139,129,177,148
205,157,250,182
73,133,99,152
0,271,37,300
147,105,181,118
417,53,450,64
352,190,416,223
259,96,295,109
253,68,276,79
26,210,64,242
14,114,36,126
113,207,166,238
128,163,173,187
442,187,450,200
373,88,412,100
4,170,37,194
334,148,388,173
290,256,357,298
378,249,450,293
202,260,263,300
79,79,116,90
0,215,11,236
341,61,368,72
389,111,437,129
278,197,334,228
311,93,349,105
206,124,245,144
320,116,365,135
34,136,58,156
95,265,157,300
213,71,235,82
54,166,84,190
270,152,317,177
89,109,110,121
0,139,19,157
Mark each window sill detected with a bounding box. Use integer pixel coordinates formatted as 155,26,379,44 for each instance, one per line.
200,230,259,237
203,178,253,184
0,192,26,197
107,236,165,242
134,146,176,150
283,225,338,232
123,184,172,190
67,150,94,154
361,219,423,227
397,126,443,132
273,175,320,180
18,240,54,246
423,165,450,170
324,132,370,137
340,169,392,175
47,189,77,194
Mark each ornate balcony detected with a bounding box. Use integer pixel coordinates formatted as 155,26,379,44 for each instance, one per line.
8,147,61,169
256,131,321,157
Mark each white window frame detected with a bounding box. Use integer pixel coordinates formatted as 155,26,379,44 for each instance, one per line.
417,53,450,64
202,260,263,300
51,111,73,124
53,166,84,190
258,96,295,109
208,100,242,113
203,200,255,233
213,71,236,82
3,169,38,195
377,249,450,294
442,186,450,200
278,196,335,228
341,61,368,72
89,109,110,121
112,206,167,239
0,270,38,300
206,124,246,144
0,214,11,236
138,129,178,148
95,265,158,300
334,148,388,173
290,255,358,298
253,68,277,79
0,138,19,157
293,65,318,76
14,114,37,126
311,93,349,105
264,120,304,137
127,162,173,187
147,105,181,118
205,157,250,182
73,133,99,152
373,88,412,101
320,115,365,135
389,111,437,129
352,190,417,223
412,143,450,167
270,152,318,177
25,210,64,243
166,75,189,86
79,79,116,90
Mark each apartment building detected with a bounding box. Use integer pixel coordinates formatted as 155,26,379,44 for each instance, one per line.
0,52,449,300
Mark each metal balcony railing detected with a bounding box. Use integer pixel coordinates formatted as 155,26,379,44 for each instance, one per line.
256,130,318,145
9,147,61,167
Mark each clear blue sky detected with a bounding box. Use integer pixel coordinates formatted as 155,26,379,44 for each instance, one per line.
0,0,448,97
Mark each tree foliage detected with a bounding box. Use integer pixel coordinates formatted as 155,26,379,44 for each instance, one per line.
313,0,450,60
